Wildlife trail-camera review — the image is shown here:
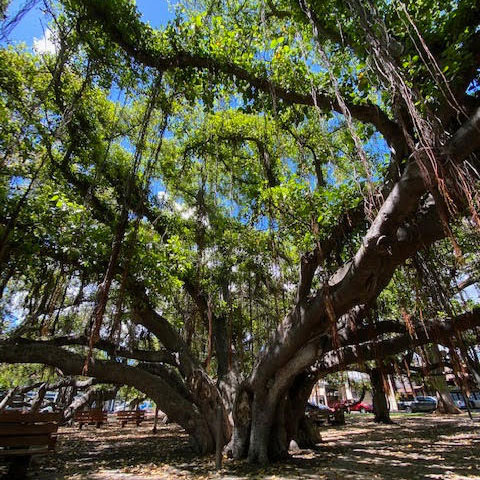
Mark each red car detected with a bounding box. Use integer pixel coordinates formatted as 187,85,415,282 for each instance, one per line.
329,400,347,411
348,402,373,413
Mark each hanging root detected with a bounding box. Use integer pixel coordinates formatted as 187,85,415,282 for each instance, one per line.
346,0,480,257
299,0,379,222
401,309,416,338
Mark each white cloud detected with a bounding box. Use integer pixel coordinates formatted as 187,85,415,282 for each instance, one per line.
33,28,57,55
157,191,169,202
158,190,196,220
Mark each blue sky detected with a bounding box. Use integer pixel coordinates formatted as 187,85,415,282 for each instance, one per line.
2,0,175,48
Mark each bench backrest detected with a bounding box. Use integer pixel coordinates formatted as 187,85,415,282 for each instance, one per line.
0,412,61,451
116,410,144,419
74,410,107,422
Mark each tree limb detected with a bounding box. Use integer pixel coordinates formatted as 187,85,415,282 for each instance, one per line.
315,307,480,374
72,0,404,152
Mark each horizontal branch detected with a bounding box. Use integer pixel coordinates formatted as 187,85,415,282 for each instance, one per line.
316,307,480,374
14,335,176,365
0,341,210,440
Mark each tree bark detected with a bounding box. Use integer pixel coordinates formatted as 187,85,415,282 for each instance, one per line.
63,385,118,422
426,344,461,414
0,387,18,411
284,373,322,450
370,367,392,424
30,382,47,413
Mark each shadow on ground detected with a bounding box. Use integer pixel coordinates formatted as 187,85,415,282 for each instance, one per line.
1,414,479,479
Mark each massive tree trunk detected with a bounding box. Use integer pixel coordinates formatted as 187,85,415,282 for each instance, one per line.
47,0,480,463
241,372,322,462
237,103,480,461
231,176,440,462
1,0,479,469
284,373,323,450
132,288,232,451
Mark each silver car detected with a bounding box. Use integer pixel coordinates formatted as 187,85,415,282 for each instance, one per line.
409,396,437,413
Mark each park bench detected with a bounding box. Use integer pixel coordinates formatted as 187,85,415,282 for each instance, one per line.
116,410,145,427
0,411,61,479
74,409,107,429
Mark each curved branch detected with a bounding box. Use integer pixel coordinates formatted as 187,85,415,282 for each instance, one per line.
0,341,210,445
72,0,403,152
14,335,176,365
315,307,480,374
129,282,199,378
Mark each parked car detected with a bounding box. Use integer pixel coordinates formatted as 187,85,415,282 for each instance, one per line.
330,399,373,413
349,402,373,413
408,396,437,413
397,399,414,410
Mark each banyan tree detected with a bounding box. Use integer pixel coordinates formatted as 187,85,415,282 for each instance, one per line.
0,0,480,464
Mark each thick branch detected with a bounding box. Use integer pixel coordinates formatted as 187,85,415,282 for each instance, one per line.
15,335,176,365
0,341,206,437
251,106,480,389
316,307,480,374
129,282,199,378
297,203,366,300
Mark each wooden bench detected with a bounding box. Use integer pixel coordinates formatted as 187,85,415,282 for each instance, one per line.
116,410,145,427
0,411,61,479
74,409,107,429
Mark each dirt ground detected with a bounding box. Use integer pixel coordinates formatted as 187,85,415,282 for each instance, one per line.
2,413,479,479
